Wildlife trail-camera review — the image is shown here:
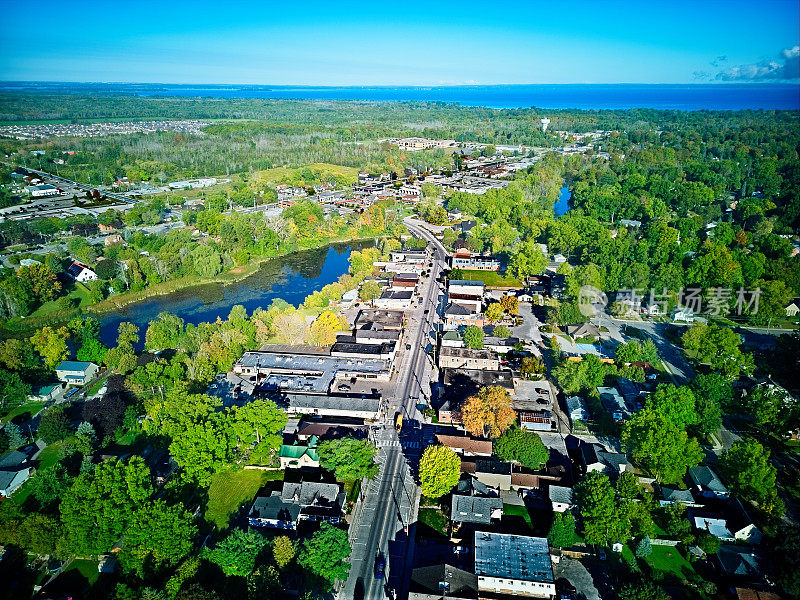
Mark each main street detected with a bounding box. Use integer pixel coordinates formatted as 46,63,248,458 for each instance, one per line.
340,218,447,600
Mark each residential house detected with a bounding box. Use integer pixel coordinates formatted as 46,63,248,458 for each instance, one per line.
671,306,695,323
716,546,766,583
549,485,574,513
598,386,627,421
513,379,556,432
565,396,588,423
248,480,344,530
689,466,729,499
451,494,503,525
248,495,302,530
55,361,99,386
658,486,697,507
784,298,800,318
462,458,513,491
689,501,762,544
473,532,556,598
279,436,320,469
441,330,464,348
340,289,359,308
564,323,600,339
435,434,493,457
0,450,34,498
482,336,520,355
439,347,500,371
580,441,630,476
67,261,98,282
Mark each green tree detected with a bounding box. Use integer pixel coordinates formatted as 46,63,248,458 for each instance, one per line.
169,416,231,485
273,536,296,570
519,356,545,379
485,302,504,323
615,471,640,500
38,406,71,443
123,500,196,577
359,280,382,302
145,312,185,351
60,457,153,556
492,324,512,338
681,324,753,379
548,512,578,549
462,385,517,438
29,464,72,509
575,472,629,546
493,428,548,469
76,337,107,364
298,522,351,589
622,409,703,484
230,400,287,463
317,437,378,481
691,373,733,411
635,536,652,558
696,531,721,554
646,384,698,429
0,368,31,413
419,445,461,499
463,325,484,349
719,439,780,509
203,529,268,577
30,326,70,370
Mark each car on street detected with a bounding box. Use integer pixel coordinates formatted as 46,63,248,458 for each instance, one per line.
374,553,386,579
452,546,469,555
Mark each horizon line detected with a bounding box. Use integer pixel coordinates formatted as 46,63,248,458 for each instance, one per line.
1,80,798,87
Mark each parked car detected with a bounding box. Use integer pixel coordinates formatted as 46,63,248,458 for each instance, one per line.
452,546,469,555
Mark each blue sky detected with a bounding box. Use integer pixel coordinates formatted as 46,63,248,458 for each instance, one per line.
0,0,797,84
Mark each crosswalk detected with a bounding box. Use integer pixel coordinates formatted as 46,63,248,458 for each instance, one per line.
376,439,421,449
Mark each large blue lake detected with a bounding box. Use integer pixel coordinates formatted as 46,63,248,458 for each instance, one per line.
4,83,798,110
97,242,371,348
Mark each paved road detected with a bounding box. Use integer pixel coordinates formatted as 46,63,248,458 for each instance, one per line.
340,218,446,600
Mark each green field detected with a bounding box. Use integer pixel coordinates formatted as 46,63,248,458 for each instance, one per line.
623,543,695,579
457,270,522,288
205,469,284,530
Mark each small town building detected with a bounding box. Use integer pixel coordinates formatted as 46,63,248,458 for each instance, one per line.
474,532,556,598
549,485,574,512
451,494,503,525
67,261,98,283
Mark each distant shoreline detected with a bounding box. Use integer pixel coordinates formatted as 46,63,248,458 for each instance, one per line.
1,82,797,111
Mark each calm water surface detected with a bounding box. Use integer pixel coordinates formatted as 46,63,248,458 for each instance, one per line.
98,242,371,348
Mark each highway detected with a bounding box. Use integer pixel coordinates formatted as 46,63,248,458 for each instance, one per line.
340,218,447,600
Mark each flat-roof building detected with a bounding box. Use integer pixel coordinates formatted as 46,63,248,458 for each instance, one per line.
474,532,555,598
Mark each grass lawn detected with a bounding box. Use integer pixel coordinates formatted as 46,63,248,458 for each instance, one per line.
206,469,284,530
66,558,100,585
418,507,449,536
624,543,695,579
646,545,695,578
457,270,522,288
1,401,46,424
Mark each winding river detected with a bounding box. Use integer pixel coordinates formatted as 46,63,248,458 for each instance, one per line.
97,241,373,348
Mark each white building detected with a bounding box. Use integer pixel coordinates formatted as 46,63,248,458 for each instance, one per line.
67,261,98,282
474,532,556,598
26,184,59,197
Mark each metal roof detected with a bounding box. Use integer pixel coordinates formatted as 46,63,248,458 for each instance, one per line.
473,532,554,583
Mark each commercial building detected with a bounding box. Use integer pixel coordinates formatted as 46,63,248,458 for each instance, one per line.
26,184,59,197
451,250,501,271
439,346,500,371
474,532,555,598
374,290,414,310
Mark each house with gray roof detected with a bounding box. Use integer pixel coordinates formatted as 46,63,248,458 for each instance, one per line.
548,485,574,512
659,486,697,507
689,465,729,499
451,494,503,525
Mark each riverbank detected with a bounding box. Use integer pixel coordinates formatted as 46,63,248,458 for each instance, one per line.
1,235,383,339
